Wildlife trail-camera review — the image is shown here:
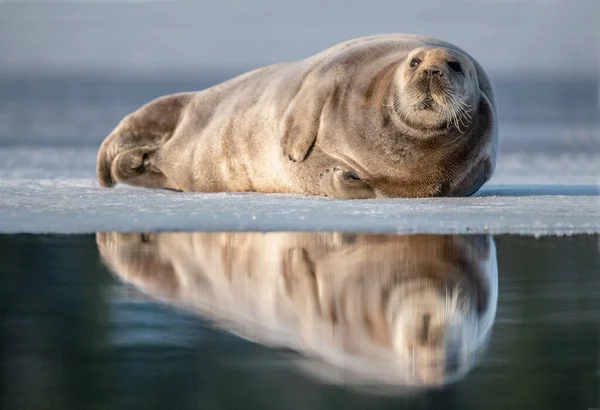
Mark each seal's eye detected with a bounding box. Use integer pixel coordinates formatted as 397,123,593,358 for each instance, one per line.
410,58,421,68
448,61,463,74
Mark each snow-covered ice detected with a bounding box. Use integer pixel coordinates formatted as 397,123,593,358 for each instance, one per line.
0,147,597,235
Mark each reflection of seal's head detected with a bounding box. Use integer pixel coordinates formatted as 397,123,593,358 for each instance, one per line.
386,280,479,385
394,47,479,134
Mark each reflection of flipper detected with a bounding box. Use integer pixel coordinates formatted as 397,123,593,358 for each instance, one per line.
281,247,321,318
96,233,180,299
320,167,376,199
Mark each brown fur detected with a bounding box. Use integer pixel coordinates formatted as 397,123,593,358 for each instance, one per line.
97,34,497,198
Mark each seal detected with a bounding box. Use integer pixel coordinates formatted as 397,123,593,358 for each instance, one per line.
97,34,497,198
97,232,498,387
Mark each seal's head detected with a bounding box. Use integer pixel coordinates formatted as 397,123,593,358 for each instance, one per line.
393,47,479,135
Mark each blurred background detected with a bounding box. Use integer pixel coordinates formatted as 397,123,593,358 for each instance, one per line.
0,0,598,154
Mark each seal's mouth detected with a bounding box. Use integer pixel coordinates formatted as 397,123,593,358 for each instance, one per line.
414,76,452,111
409,76,473,132
420,95,434,110
427,76,448,93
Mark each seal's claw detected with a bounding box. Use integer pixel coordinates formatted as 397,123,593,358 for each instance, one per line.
343,170,361,181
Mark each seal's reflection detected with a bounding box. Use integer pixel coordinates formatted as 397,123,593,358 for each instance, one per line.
97,232,497,389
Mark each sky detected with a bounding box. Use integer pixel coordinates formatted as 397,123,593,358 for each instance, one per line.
0,0,598,76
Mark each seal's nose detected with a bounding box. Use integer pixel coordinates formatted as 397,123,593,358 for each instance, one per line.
424,68,443,78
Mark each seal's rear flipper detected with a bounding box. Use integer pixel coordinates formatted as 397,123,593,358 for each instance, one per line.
111,147,179,190
96,93,192,189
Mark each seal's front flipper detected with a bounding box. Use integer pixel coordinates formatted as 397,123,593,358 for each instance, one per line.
319,167,375,199
280,74,333,162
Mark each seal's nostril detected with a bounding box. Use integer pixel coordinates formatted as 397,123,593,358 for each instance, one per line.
425,68,443,77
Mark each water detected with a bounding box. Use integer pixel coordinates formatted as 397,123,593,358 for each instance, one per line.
1,233,598,409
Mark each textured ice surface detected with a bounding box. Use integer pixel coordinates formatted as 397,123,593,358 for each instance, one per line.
0,147,598,235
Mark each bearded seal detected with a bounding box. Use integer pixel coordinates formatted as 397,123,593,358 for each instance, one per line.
97,34,497,198
97,232,498,387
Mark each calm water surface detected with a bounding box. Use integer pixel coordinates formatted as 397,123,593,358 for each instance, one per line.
0,233,598,410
